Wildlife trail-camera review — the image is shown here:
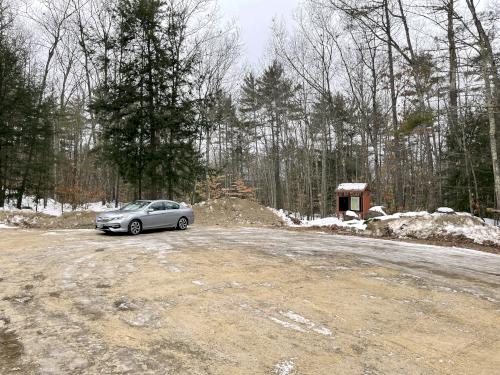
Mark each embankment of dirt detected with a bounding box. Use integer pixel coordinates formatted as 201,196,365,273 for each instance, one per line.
0,211,97,229
193,198,284,227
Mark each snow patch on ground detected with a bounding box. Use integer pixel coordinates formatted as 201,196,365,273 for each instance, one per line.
269,317,306,332
281,310,332,336
273,360,295,375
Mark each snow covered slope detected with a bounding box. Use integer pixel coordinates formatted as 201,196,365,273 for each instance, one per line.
1,196,118,216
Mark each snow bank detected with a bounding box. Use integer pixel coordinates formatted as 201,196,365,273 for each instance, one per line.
271,207,500,247
270,209,366,230
369,211,500,246
270,209,297,227
373,211,429,221
1,196,119,216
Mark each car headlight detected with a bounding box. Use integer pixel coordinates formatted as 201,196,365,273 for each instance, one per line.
109,215,127,221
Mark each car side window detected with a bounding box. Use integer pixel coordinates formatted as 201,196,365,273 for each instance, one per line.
149,202,165,211
166,202,180,210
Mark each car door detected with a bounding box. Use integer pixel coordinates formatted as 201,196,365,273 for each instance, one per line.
164,201,181,227
142,201,166,229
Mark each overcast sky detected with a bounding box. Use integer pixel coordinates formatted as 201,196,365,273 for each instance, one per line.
218,0,301,66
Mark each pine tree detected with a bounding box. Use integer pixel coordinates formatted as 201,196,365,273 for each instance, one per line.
92,0,201,200
0,1,53,208
256,61,300,209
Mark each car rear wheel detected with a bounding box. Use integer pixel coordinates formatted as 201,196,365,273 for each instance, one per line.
128,220,142,235
177,217,188,230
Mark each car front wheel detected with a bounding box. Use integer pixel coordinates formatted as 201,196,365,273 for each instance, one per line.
128,219,142,235
177,217,188,230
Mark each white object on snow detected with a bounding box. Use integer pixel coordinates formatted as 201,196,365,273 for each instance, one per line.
336,183,368,192
436,207,455,214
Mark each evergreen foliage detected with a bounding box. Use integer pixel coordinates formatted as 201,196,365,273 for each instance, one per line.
91,0,201,200
0,3,54,208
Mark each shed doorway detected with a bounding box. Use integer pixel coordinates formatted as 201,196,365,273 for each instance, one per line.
339,196,349,212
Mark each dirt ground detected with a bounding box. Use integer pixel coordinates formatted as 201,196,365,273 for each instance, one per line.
0,226,499,375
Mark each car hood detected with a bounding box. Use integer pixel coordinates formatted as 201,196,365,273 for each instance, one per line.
97,210,141,218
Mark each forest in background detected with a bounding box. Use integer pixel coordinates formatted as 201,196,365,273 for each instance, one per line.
0,0,499,219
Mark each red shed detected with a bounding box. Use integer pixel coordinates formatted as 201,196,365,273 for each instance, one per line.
335,183,371,220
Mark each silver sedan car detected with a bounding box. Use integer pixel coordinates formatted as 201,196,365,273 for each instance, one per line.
95,200,194,235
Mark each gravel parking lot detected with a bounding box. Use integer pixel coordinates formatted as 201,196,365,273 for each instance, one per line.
0,226,499,374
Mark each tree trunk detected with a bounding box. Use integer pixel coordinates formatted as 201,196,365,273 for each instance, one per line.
321,132,327,217
465,0,500,209
447,0,458,131
482,61,500,208
384,0,403,209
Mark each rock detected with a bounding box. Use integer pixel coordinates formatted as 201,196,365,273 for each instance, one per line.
114,298,138,311
344,210,359,221
369,205,387,215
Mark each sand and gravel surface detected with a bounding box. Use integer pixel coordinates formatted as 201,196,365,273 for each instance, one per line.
0,226,499,374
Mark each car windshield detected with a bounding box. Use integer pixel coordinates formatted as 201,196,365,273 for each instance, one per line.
120,200,151,211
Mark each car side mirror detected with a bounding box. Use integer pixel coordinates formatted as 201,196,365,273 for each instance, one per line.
146,208,154,213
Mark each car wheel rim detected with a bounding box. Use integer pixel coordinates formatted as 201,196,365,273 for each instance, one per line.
131,222,140,234
179,218,187,229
